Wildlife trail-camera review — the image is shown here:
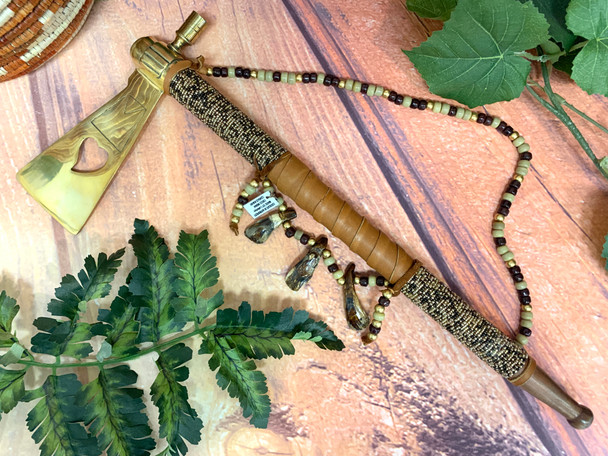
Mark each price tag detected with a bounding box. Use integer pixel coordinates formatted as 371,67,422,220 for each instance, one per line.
243,191,280,218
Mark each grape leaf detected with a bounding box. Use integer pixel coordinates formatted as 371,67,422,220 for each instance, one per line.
602,234,608,271
404,0,550,107
406,0,457,20
31,250,124,359
521,0,576,49
0,366,26,413
0,291,19,348
129,219,181,342
151,344,203,456
79,365,155,456
200,334,270,428
172,230,220,324
566,0,608,96
97,286,140,359
26,374,99,456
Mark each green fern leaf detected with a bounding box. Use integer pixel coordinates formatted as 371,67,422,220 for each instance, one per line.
79,365,155,456
151,344,203,456
26,374,99,456
200,334,271,428
0,291,19,348
31,249,124,358
129,219,181,342
0,366,26,413
214,302,345,359
97,286,140,359
172,230,219,324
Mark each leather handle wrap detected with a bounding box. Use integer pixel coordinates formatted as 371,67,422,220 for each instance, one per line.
168,68,527,379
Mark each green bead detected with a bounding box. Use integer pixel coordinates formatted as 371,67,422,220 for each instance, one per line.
516,334,529,345
368,276,376,287
492,229,505,238
512,136,525,147
265,71,273,82
490,117,501,128
518,160,530,169
323,257,336,266
492,221,505,230
367,84,376,96
375,85,384,96
228,67,236,77
462,110,472,121
517,143,530,153
232,208,243,217
275,197,284,206
373,312,385,322
333,270,344,280
317,73,325,84
502,193,515,202
520,319,533,329
345,79,354,90
257,69,266,81
403,96,412,107
496,246,510,255
353,81,362,92
433,101,442,113
521,311,533,320
294,230,303,240
288,72,296,84
281,72,288,83
515,280,528,290
440,103,450,115
501,251,515,261
515,166,529,176
245,184,256,195
456,107,465,119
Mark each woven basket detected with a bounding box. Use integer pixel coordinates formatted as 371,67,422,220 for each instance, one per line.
0,0,94,82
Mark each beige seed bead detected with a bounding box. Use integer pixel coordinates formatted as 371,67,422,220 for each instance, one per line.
521,304,532,312
263,180,272,188
323,249,331,258
230,216,239,224
509,131,520,141
337,277,345,285
374,304,385,314
366,333,378,342
308,238,316,246
240,190,249,198
506,259,517,268
354,277,360,284
206,67,213,76
235,203,243,210
372,320,382,329
494,214,505,222
470,113,478,122
250,180,259,187
279,204,287,211
427,101,434,110
513,174,524,182
251,70,258,79
296,74,303,83
283,222,291,229
383,289,394,299
382,89,390,98
338,80,346,89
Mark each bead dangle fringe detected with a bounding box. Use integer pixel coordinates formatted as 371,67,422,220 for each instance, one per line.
218,64,534,346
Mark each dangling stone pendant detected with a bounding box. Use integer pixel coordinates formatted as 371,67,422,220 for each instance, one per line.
285,236,328,291
245,208,297,244
343,263,370,330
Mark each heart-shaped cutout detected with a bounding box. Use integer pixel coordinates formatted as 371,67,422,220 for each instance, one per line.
72,137,109,172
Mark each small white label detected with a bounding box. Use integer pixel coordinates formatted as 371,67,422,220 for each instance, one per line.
244,191,280,218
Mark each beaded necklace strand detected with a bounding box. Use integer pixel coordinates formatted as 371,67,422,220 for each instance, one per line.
205,64,533,347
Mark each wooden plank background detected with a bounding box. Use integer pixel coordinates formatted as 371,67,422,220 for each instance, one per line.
1,0,607,454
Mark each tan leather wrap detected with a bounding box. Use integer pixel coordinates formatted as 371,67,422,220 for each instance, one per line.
267,153,415,284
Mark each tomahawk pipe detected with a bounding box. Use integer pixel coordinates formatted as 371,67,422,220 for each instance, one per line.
16,12,593,428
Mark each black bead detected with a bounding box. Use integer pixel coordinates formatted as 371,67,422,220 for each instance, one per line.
359,276,369,286
237,196,248,205
503,126,514,136
517,288,530,297
520,151,533,161
484,115,493,126
323,74,333,86
388,91,397,102
496,121,507,132
377,276,386,287
243,68,251,79
212,67,221,77
220,67,228,77
513,273,525,282
410,98,419,109
477,113,486,123
500,199,512,209
509,265,522,275
285,227,296,238
498,206,510,217
448,106,457,116
302,73,310,83
506,185,519,195
235,67,243,78
520,295,532,305
519,327,532,337
300,234,310,245
361,83,369,94
418,99,428,110
310,73,318,83
273,71,281,82
331,76,340,87
494,237,507,247
328,263,339,273
395,95,404,105
378,296,390,307
369,325,381,335
510,179,521,189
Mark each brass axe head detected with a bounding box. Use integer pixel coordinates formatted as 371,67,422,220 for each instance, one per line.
17,12,207,234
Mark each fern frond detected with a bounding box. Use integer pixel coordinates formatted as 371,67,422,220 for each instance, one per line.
0,291,19,348
151,343,203,456
26,374,99,456
0,366,26,413
79,365,155,456
97,286,140,359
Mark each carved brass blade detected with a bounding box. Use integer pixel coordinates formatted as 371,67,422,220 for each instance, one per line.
17,70,163,234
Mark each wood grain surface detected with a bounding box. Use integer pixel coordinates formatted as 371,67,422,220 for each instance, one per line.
1,1,607,455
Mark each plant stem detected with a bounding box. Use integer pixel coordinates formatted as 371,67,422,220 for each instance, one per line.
558,98,608,136
19,325,212,369
568,40,589,52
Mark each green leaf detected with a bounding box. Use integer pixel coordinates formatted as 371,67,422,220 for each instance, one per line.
26,374,99,456
0,342,25,366
97,286,140,359
521,0,576,49
151,344,203,456
0,291,19,348
79,365,155,456
214,302,344,360
567,0,608,95
129,219,181,342
404,0,550,107
0,366,26,413
406,0,457,20
200,334,270,428
602,234,608,271
194,291,224,324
